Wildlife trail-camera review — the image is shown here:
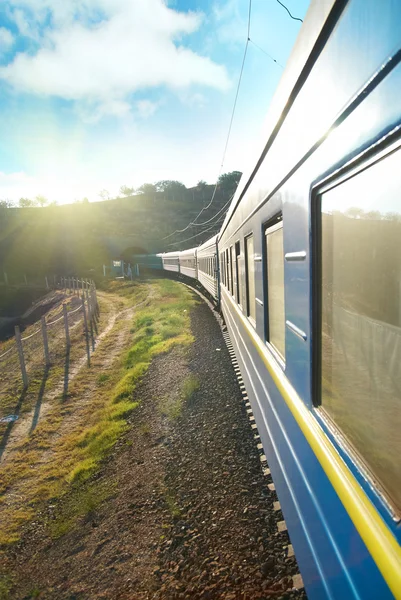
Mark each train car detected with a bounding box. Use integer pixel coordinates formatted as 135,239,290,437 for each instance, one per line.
217,0,401,598
157,251,180,273
130,254,163,270
178,247,197,279
196,235,219,301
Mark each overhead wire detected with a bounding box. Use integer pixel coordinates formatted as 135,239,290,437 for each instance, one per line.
248,38,284,69
162,0,253,242
275,0,303,23
167,213,227,248
190,193,234,227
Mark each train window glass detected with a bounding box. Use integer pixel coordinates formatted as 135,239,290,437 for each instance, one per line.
226,248,231,292
265,221,285,359
319,147,401,510
230,246,235,297
235,242,241,305
245,235,256,322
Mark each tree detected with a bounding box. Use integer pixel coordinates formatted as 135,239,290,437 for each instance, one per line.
120,185,135,197
35,195,48,208
0,199,12,209
0,200,12,231
155,180,186,193
196,180,207,190
217,171,242,191
99,189,111,201
136,183,157,195
18,197,36,207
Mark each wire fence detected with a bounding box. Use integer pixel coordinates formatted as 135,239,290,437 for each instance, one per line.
0,278,99,404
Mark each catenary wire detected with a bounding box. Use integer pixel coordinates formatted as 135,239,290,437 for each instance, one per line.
167,213,227,248
275,0,303,23
167,194,234,248
162,0,253,242
248,38,284,69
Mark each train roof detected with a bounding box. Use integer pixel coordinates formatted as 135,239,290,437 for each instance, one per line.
219,0,336,239
197,234,217,252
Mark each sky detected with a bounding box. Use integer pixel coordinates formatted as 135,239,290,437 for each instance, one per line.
0,0,310,205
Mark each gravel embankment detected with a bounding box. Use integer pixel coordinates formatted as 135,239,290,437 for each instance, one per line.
153,295,306,599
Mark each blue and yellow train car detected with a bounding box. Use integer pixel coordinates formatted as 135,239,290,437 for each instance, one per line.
217,0,401,597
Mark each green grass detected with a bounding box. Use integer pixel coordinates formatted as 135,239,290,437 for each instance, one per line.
0,279,195,546
65,279,195,484
0,576,12,600
48,480,115,539
164,492,181,520
159,374,200,421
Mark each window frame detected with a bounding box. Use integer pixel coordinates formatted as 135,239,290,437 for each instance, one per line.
311,137,401,519
263,214,285,366
235,241,241,305
244,233,256,326
230,245,235,297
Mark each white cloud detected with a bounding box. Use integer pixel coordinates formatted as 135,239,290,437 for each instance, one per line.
212,0,246,46
0,27,15,51
1,0,230,118
136,100,158,119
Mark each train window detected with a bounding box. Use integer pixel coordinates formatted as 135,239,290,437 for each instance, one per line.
245,235,256,322
318,146,401,511
230,246,235,297
226,248,231,292
235,242,241,305
265,220,285,359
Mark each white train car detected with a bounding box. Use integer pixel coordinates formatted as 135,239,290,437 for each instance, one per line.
157,251,180,273
178,247,197,279
196,235,219,301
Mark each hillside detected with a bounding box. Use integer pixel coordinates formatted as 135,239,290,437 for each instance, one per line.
0,184,234,280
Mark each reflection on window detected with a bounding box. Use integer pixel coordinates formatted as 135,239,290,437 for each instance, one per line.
230,246,235,297
266,221,285,358
246,235,255,321
235,242,241,306
320,147,401,511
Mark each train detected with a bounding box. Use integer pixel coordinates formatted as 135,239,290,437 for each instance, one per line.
156,0,401,598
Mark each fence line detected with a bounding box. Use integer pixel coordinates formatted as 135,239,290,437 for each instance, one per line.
0,278,99,397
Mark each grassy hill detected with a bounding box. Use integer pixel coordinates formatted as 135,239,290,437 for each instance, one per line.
0,186,232,280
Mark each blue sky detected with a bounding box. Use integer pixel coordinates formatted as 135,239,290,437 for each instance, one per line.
0,0,309,204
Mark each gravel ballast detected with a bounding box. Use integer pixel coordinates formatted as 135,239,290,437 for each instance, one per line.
153,294,306,599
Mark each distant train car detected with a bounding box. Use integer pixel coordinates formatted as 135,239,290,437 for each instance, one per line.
157,251,180,273
178,247,197,279
196,235,219,301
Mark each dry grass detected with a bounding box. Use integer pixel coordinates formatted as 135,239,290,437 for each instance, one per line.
0,279,195,546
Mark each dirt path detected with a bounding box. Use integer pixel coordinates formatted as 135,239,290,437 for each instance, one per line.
1,292,306,599
0,291,120,464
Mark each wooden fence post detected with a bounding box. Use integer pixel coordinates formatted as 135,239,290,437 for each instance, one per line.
41,316,50,366
15,326,28,388
4,272,8,286
82,298,90,366
85,289,91,321
45,276,49,290
63,304,70,347
24,274,28,285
